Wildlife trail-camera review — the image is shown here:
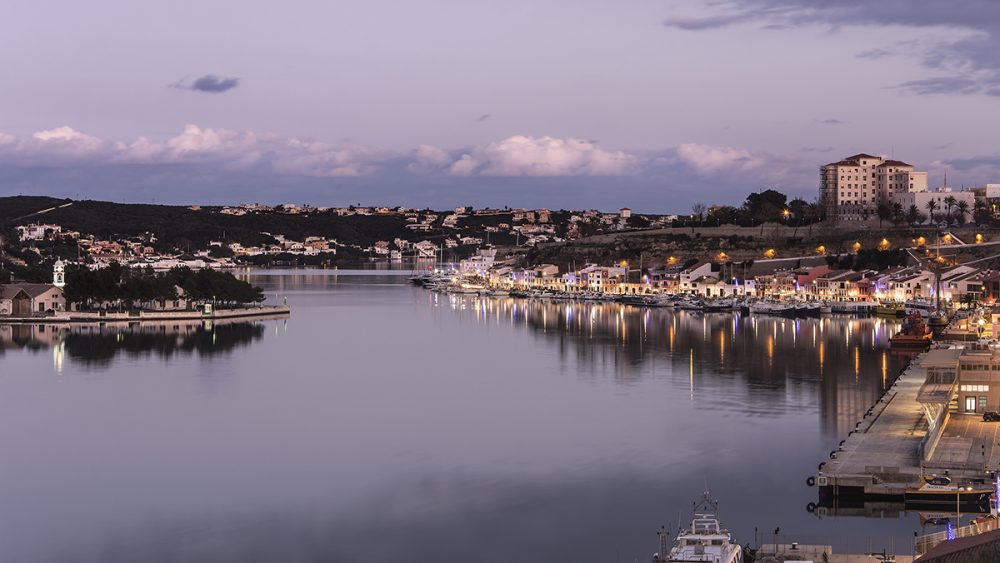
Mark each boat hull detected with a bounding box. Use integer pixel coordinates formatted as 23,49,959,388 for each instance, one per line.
904,489,992,509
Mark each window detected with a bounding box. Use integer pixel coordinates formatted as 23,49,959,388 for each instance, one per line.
961,384,990,392
981,396,989,409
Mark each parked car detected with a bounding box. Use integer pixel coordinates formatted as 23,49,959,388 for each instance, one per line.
983,411,1000,422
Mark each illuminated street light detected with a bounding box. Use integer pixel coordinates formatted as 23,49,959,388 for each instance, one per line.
816,245,827,255
851,241,862,252
763,248,776,259
878,238,891,251
976,233,985,243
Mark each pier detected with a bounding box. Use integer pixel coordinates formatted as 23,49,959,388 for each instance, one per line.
0,305,291,324
816,355,930,503
815,340,1000,510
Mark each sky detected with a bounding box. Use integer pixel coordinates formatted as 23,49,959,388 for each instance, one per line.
3,0,1000,212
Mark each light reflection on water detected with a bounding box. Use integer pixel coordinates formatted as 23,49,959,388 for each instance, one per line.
0,272,930,563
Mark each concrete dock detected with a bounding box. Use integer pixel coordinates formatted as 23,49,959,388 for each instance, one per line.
816,359,929,498
815,346,997,507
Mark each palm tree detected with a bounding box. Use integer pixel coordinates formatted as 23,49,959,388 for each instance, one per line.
876,202,892,228
906,204,921,225
956,200,971,225
891,202,904,225
944,195,957,225
925,199,938,224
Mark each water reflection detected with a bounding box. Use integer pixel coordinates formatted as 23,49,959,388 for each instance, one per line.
0,275,925,562
0,319,277,369
429,293,908,438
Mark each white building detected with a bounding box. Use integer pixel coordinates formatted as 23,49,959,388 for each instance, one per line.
890,188,975,224
16,223,63,241
820,153,928,221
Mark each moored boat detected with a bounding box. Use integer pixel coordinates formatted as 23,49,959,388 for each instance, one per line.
653,491,743,563
890,312,933,349
876,301,906,317
904,475,992,510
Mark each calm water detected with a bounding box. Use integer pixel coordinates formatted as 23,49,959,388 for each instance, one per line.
0,270,924,562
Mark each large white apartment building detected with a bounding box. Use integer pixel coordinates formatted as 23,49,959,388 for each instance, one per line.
820,153,928,221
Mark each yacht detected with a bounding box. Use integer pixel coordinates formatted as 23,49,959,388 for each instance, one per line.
653,492,743,563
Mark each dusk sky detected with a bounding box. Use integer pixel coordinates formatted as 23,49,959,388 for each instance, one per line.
4,0,1000,212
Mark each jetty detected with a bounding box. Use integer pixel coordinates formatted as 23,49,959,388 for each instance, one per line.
814,340,1000,512
0,305,291,324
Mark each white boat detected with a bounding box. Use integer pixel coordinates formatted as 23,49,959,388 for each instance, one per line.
905,299,934,317
749,299,793,316
677,298,705,311
654,491,743,563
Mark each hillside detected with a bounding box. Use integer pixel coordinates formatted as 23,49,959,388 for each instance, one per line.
0,197,415,250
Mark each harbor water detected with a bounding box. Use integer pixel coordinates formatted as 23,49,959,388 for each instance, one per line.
0,270,931,562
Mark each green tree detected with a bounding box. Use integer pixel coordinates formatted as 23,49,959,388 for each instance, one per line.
876,202,892,227
925,199,938,224
743,189,788,224
956,200,970,225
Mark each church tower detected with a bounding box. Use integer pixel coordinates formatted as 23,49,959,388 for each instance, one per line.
53,259,66,288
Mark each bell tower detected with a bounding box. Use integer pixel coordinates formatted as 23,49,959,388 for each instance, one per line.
53,259,66,288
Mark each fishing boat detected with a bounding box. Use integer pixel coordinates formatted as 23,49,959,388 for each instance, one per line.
890,312,933,350
653,491,743,563
904,475,992,509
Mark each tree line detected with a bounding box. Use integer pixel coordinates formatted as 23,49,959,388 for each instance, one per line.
687,190,824,227
63,264,264,308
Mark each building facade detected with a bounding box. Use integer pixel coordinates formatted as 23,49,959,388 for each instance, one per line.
820,153,928,221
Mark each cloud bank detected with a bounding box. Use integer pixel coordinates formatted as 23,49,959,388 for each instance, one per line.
0,124,834,210
664,0,1000,97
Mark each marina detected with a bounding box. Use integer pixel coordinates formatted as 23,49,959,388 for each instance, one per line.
0,270,927,561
